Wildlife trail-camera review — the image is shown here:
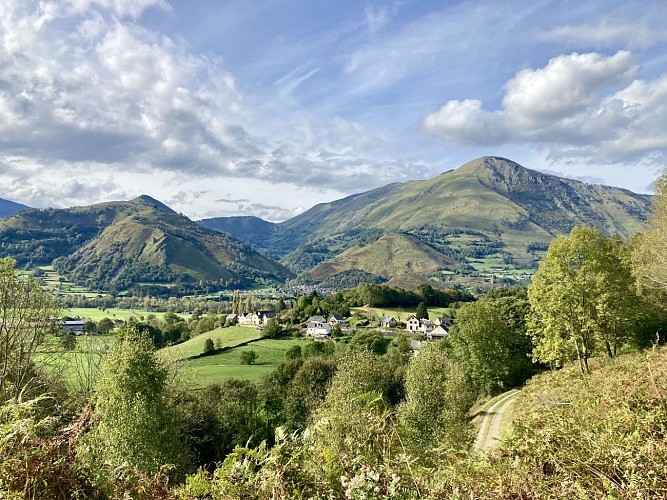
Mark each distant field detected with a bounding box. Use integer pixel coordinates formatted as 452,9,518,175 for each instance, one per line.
160,326,261,361
37,334,115,389
177,337,311,385
352,305,453,322
63,308,190,323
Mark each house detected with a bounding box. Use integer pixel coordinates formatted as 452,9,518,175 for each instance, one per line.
62,320,85,335
379,316,397,328
238,311,276,327
306,319,332,339
405,315,435,335
434,317,454,329
225,313,238,325
421,320,435,335
256,311,276,326
428,325,450,341
307,315,327,325
406,315,421,332
328,314,344,325
237,313,254,326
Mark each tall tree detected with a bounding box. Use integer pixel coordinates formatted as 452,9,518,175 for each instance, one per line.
632,172,667,302
0,257,59,401
79,326,189,477
244,294,253,314
397,344,474,459
528,226,638,374
446,297,534,395
415,301,429,320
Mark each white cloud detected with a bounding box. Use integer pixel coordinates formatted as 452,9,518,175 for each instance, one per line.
0,1,427,217
424,51,667,165
538,19,667,49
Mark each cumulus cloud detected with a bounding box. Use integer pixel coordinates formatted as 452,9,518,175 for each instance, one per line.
0,1,423,216
424,51,667,165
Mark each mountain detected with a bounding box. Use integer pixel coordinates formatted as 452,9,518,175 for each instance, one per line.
0,198,29,219
200,157,652,286
0,195,293,290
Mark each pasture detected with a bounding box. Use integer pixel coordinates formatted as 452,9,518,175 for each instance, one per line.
177,337,311,385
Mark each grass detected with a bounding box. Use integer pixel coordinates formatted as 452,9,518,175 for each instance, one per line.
352,305,452,322
160,326,261,361
177,337,311,385
62,308,190,322
37,334,116,389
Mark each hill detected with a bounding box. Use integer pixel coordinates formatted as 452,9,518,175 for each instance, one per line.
201,157,652,286
0,198,29,219
0,195,293,291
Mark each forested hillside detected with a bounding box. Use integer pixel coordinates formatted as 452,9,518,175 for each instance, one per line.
0,195,293,291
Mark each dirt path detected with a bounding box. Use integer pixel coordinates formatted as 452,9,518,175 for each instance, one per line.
473,389,521,453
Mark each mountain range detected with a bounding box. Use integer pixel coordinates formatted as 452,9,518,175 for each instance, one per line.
0,195,293,291
200,157,652,287
0,157,653,291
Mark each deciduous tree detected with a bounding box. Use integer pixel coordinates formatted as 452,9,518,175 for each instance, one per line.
0,257,59,401
79,326,188,478
528,226,639,374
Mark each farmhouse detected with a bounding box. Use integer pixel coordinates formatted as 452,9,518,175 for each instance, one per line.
306,318,332,339
405,315,436,335
328,314,344,325
238,311,276,327
62,320,85,335
380,315,397,328
406,315,421,332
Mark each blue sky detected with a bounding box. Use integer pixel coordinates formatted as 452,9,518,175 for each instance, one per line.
1,0,666,220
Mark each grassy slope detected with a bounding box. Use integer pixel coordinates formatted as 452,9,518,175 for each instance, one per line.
160,326,262,361
480,347,667,498
310,233,460,286
181,338,311,384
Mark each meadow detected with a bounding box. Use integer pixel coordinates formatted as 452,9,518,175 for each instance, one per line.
178,337,312,385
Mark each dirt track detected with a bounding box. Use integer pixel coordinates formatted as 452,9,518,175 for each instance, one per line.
473,389,521,452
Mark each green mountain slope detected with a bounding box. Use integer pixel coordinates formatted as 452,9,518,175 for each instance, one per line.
0,195,293,290
200,157,652,286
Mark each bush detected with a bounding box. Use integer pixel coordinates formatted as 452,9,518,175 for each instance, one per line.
239,350,257,365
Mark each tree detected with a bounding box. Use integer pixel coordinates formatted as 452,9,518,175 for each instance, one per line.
243,294,253,314
285,345,302,360
528,226,639,374
231,290,242,315
262,318,281,339
0,257,59,401
633,172,667,304
446,297,534,395
79,326,189,477
97,317,114,334
397,344,474,459
240,350,257,365
203,338,215,354
415,301,429,320
60,334,76,351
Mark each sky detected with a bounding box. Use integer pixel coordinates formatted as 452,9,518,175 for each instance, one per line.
1,0,666,221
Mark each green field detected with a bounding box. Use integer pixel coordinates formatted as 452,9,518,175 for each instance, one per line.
177,337,311,384
63,308,191,323
37,334,116,389
352,305,453,322
160,326,261,361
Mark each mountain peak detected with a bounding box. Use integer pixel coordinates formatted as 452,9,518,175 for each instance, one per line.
131,195,177,214
457,156,524,173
